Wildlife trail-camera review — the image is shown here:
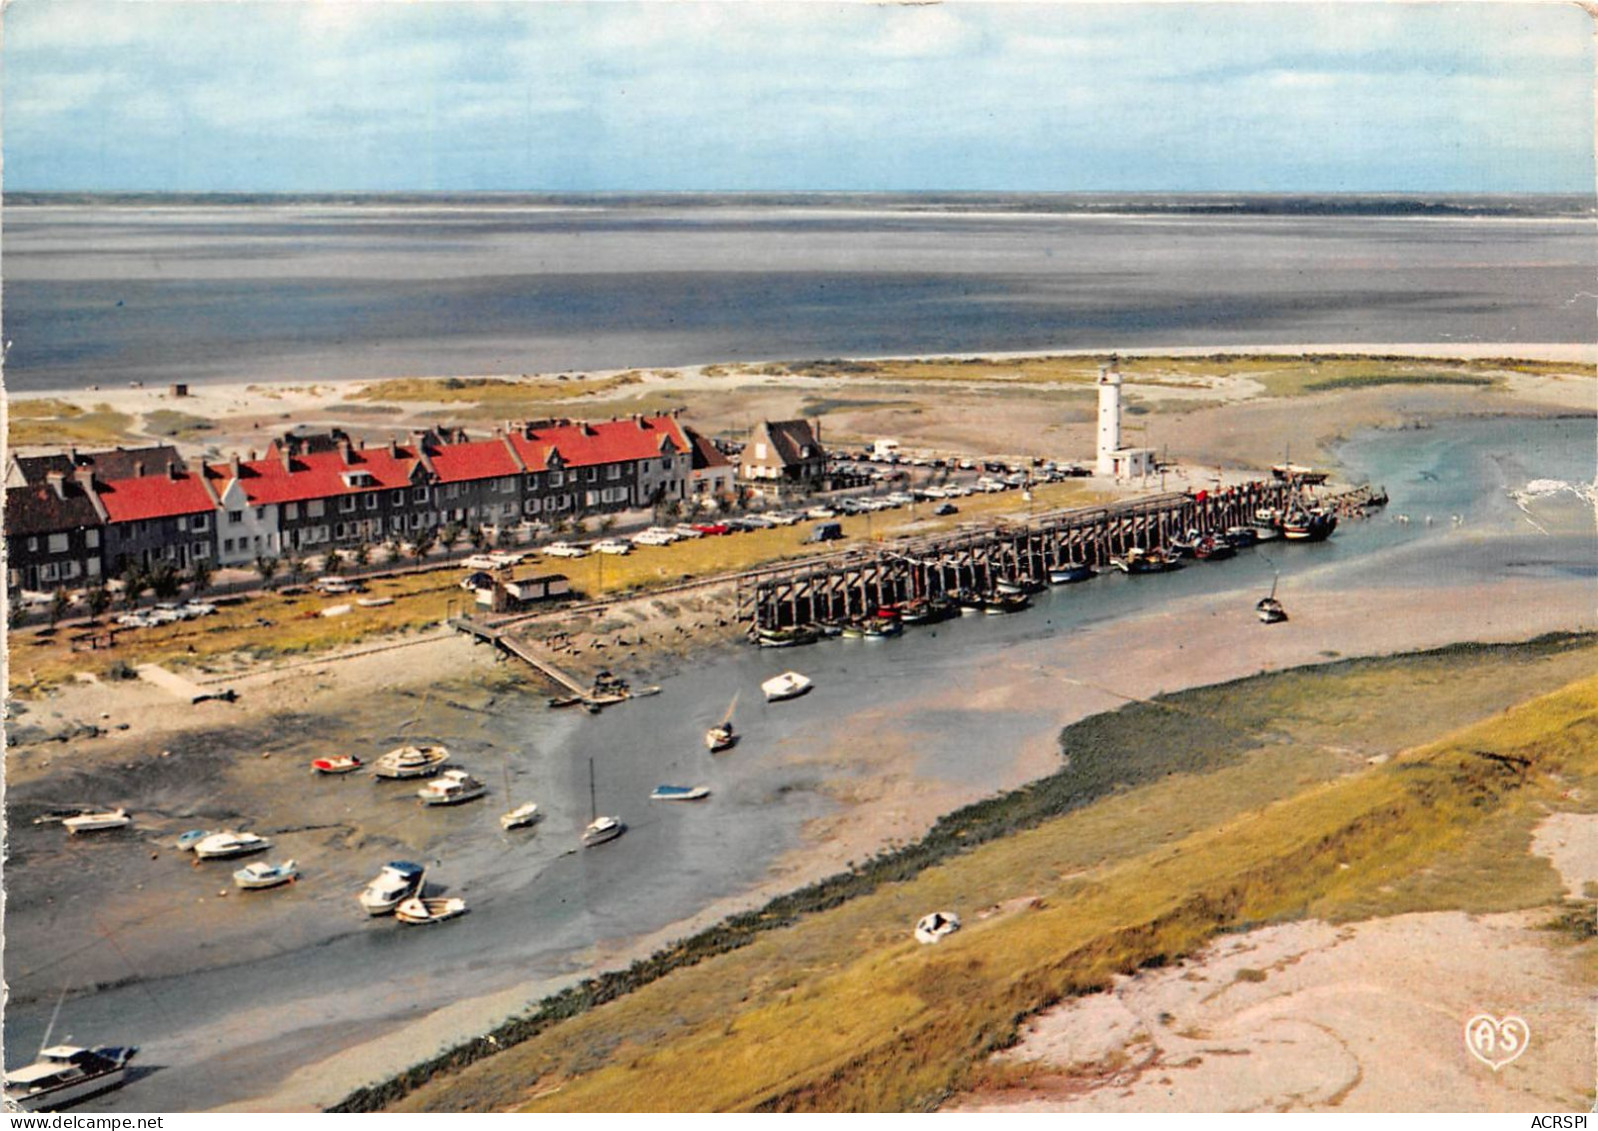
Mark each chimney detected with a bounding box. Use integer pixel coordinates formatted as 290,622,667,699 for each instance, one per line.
635,414,647,430
46,469,67,499
388,438,400,457
134,461,145,478
280,447,292,472
167,462,181,481
73,466,95,490
339,438,354,465
230,453,241,479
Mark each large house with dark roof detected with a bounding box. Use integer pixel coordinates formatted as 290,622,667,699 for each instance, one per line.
5,467,109,591
738,418,827,493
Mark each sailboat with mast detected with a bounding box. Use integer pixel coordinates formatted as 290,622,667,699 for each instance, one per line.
3,989,137,1112
1256,573,1288,624
580,758,624,847
706,692,739,752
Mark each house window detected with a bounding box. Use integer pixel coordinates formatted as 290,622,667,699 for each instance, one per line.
194,543,210,560
662,456,673,471
308,499,324,518
87,559,101,577
548,471,563,488
755,443,768,460
191,514,209,532
224,538,234,552
498,477,516,494
365,493,377,510
413,486,429,503
447,484,460,499
178,517,188,532
389,516,403,532
501,502,516,517
340,495,356,513
86,529,100,548
391,490,405,506
408,513,423,530
255,507,266,520
640,460,652,474
524,498,541,514
583,467,597,483
524,473,538,490
26,537,38,552
606,464,621,480
47,533,68,553
585,490,600,507
228,510,244,524
285,503,299,520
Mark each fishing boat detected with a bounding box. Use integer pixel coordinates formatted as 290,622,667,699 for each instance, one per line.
1047,561,1095,584
62,809,131,834
581,758,625,847
416,769,487,807
1111,547,1179,575
311,754,363,775
371,744,450,779
861,617,903,639
1272,462,1329,485
952,589,986,615
1282,508,1337,541
1167,530,1201,558
813,619,844,637
756,625,818,648
839,621,866,639
1194,535,1235,561
192,831,272,859
761,671,813,702
358,861,425,915
995,574,1042,596
706,693,739,752
4,1043,139,1111
1224,526,1261,549
394,896,467,925
233,859,299,890
899,597,955,625
982,591,1030,614
500,802,541,830
650,784,711,801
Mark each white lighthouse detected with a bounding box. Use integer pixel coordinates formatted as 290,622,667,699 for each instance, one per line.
1095,356,1122,477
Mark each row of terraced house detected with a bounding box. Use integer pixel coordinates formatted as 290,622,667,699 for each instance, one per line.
5,413,741,593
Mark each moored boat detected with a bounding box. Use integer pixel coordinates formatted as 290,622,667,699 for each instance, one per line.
1111,547,1180,574
650,784,711,801
372,744,451,779
756,625,819,648
1282,508,1338,541
394,896,467,925
1194,535,1235,561
952,589,986,615
233,859,299,890
175,828,215,852
861,617,903,638
1047,561,1095,584
62,809,131,834
4,1044,138,1112
706,691,739,751
761,671,813,702
359,861,425,915
983,591,1030,614
1224,526,1261,549
1257,597,1288,624
416,769,487,807
581,815,625,846
193,831,272,859
311,754,363,775
500,802,541,830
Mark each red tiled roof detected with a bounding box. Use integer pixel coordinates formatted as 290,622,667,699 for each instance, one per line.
224,447,424,506
96,471,215,523
510,416,687,472
427,438,521,484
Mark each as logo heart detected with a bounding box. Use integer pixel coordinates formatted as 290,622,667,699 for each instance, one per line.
1464,1014,1531,1071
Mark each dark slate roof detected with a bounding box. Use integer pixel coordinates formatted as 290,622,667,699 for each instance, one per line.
11,445,182,485
686,427,732,471
5,482,103,537
763,419,823,466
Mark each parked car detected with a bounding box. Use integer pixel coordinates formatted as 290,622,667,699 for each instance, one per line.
593,538,633,555
314,576,362,595
672,524,706,539
543,542,588,558
767,511,804,526
692,523,731,536
487,550,528,567
933,502,959,516
805,521,845,543
633,527,680,546
807,506,837,519
460,571,496,591
461,554,499,571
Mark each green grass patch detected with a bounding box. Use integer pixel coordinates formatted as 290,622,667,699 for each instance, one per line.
8,401,135,447
353,373,644,406
143,409,215,439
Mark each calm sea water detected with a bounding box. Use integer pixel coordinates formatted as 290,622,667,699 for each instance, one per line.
5,414,1592,1112
4,194,1592,392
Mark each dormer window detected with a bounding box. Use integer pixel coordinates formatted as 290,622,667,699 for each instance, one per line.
341,471,376,488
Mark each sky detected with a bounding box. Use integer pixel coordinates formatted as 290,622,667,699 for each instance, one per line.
4,1,1593,193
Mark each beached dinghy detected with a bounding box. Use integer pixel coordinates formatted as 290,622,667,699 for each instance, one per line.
311,754,363,775
192,831,272,859
761,671,812,702
394,896,467,925
650,784,711,801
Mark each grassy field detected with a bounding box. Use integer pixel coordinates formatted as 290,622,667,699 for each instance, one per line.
348,635,1598,1113
8,400,136,447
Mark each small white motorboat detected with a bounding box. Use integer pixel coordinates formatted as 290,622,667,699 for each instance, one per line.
311,754,363,775
192,831,272,859
417,769,487,807
4,1043,138,1112
395,896,467,925
63,809,131,834
358,861,425,916
581,815,625,847
914,911,961,945
175,828,215,852
372,745,451,780
651,784,711,801
233,859,299,890
500,802,541,830
761,671,813,703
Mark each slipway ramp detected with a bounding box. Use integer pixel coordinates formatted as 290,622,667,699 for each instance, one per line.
136,663,236,704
